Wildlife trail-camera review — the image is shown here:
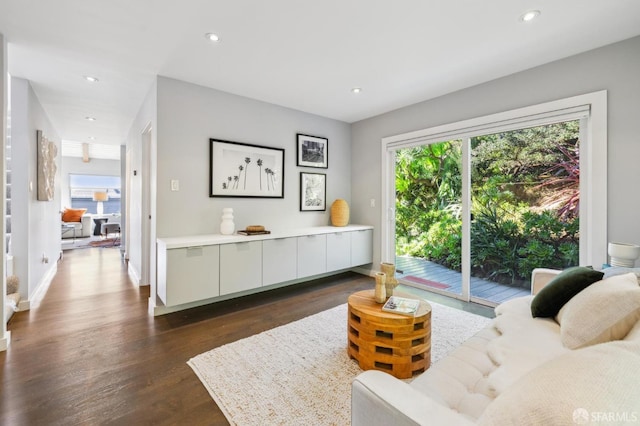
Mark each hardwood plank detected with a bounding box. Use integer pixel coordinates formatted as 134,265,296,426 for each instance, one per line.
0,248,374,425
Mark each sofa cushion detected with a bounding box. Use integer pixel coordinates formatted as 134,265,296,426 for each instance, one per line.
478,340,640,426
62,208,87,222
410,326,500,420
530,266,603,318
603,266,640,281
494,295,533,317
557,272,640,349
624,319,640,343
485,305,567,395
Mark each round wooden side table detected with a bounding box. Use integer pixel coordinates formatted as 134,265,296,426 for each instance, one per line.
347,289,431,379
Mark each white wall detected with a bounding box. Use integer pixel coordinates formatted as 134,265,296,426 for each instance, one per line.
124,80,156,286
59,156,121,209
1,33,8,348
10,77,61,302
351,35,640,267
155,76,352,238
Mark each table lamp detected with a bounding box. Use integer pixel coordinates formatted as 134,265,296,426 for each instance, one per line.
93,191,108,215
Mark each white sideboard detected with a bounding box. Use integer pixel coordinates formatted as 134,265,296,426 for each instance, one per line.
156,225,373,314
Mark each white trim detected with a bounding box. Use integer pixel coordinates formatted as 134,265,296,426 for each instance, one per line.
0,331,10,351
384,98,594,147
128,261,141,286
461,139,471,301
382,90,607,301
25,263,58,311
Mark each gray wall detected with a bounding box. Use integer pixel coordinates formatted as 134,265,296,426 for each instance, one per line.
10,77,61,301
351,36,640,267
155,76,351,238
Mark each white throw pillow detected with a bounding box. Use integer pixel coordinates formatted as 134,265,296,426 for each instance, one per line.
478,340,640,426
557,273,640,349
494,295,534,317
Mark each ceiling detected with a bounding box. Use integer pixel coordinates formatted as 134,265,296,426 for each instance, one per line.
1,0,640,148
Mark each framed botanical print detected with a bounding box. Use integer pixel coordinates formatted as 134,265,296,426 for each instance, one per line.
300,172,326,211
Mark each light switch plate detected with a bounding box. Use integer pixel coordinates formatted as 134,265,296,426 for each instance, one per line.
170,179,179,191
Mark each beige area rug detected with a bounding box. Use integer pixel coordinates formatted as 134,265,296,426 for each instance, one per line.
188,302,491,425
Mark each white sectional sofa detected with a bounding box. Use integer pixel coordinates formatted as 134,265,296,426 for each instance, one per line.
352,268,640,425
61,213,92,239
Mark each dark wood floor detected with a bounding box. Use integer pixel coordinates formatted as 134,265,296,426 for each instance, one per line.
0,248,374,425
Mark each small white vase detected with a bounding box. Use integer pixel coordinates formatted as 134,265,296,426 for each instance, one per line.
220,208,235,235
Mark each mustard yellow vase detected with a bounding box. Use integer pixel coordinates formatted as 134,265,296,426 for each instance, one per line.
330,199,350,226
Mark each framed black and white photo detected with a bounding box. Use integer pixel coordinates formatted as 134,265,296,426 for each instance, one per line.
210,138,285,198
296,133,328,168
300,172,326,211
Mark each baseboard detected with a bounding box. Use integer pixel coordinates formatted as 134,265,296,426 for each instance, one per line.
18,299,30,311
351,266,375,277
0,330,10,351
127,262,141,286
24,263,58,311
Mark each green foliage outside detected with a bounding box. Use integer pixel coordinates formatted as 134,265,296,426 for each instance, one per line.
395,121,580,286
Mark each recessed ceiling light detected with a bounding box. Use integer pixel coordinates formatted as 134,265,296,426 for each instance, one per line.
83,75,99,83
85,116,97,121
519,10,541,22
205,33,220,42
351,87,362,94
88,136,95,140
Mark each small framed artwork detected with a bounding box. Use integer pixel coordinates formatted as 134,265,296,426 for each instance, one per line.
210,138,285,198
296,133,328,169
300,172,326,211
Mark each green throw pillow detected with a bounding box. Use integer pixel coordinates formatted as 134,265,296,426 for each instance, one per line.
530,266,604,318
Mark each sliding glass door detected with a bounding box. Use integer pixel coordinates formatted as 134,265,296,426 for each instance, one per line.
469,121,580,304
390,120,584,306
394,141,463,297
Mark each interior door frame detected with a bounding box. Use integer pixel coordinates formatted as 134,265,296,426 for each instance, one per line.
381,91,607,302
141,124,152,288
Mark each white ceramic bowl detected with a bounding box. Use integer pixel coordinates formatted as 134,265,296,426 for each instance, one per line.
608,242,640,267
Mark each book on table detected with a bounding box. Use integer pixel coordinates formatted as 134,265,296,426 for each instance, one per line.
382,296,420,316
237,230,271,235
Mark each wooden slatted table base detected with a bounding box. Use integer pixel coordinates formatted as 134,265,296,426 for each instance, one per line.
347,289,432,379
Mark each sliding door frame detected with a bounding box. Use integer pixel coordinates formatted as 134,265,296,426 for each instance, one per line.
381,91,607,302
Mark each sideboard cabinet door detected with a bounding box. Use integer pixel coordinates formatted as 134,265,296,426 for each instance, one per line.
220,241,263,296
263,238,297,286
351,229,373,266
326,232,352,271
161,245,220,306
297,234,327,278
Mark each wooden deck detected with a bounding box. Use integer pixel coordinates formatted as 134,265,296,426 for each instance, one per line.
395,256,530,305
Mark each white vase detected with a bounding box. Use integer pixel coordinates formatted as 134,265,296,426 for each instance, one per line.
220,208,235,235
